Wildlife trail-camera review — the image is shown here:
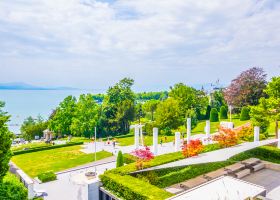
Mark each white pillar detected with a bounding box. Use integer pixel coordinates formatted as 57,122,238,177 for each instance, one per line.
278,129,280,149
254,126,260,142
134,126,139,149
206,120,210,138
228,122,234,129
187,118,191,142
175,132,181,152
153,128,158,155
28,183,35,199
140,126,144,146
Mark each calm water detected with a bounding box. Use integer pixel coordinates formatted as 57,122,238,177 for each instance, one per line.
0,90,101,134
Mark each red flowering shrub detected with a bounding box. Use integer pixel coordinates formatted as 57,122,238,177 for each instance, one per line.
182,139,204,158
213,127,238,148
131,146,154,170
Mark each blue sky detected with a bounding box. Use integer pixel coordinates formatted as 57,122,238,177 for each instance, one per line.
0,0,280,91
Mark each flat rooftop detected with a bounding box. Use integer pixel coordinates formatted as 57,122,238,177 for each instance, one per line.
168,176,266,200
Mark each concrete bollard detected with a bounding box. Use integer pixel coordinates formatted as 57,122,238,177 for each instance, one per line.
153,128,158,155
175,132,181,152
254,126,260,142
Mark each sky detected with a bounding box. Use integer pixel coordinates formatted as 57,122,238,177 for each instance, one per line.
0,0,280,92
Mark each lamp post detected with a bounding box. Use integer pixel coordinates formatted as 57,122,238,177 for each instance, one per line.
229,105,233,122
94,127,97,175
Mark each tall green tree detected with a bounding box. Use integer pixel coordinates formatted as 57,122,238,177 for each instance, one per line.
21,115,48,141
49,96,77,135
142,100,159,121
0,101,12,181
70,94,99,137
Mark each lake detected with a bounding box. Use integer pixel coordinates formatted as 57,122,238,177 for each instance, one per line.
0,90,102,134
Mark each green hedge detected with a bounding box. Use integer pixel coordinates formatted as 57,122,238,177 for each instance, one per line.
38,171,57,183
100,173,172,200
123,153,138,164
12,142,83,155
0,173,28,200
219,106,228,119
240,107,250,121
210,108,219,122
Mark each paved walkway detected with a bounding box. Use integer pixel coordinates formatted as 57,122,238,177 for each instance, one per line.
136,139,278,172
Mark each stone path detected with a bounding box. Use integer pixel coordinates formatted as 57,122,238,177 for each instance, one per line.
136,139,278,172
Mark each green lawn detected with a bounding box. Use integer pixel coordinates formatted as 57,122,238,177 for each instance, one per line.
11,142,51,151
115,135,175,146
12,145,112,178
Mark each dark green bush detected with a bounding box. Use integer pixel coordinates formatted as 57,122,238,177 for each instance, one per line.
100,173,172,200
0,173,28,200
219,106,228,119
12,142,83,155
38,171,57,183
210,108,219,122
123,153,138,164
205,105,211,120
116,151,124,168
240,107,250,121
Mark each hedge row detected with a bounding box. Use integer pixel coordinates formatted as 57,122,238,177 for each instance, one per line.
12,142,84,155
100,173,172,200
123,153,138,164
38,171,57,183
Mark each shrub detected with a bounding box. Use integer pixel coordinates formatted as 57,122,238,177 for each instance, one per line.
100,173,172,200
182,139,203,158
240,107,250,121
0,173,28,200
116,151,124,168
205,105,211,120
219,106,228,119
210,108,219,122
12,142,83,155
38,171,57,183
123,153,138,164
213,127,238,148
236,125,253,141
132,147,154,170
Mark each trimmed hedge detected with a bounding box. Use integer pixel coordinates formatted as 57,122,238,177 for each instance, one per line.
123,153,138,164
100,173,172,200
0,173,28,200
12,142,83,155
210,108,219,122
38,171,57,183
240,107,250,121
219,106,228,119
116,151,124,168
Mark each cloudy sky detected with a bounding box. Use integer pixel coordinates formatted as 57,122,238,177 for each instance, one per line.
0,0,280,91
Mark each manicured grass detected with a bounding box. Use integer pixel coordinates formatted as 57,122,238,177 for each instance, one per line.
11,142,51,151
59,137,92,143
192,119,250,134
12,145,112,178
115,135,175,146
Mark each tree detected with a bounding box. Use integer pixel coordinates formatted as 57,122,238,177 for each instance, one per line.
240,107,250,121
116,151,124,168
21,116,48,141
0,101,12,181
142,100,159,121
219,106,228,119
155,98,182,129
210,108,219,122
101,78,135,135
223,67,267,107
205,105,211,120
210,90,227,111
70,94,99,137
49,96,77,135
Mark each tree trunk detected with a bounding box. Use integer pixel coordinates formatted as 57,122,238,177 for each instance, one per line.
276,120,279,139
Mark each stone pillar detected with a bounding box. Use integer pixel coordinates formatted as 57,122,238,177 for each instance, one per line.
153,128,158,155
187,118,191,142
175,132,181,152
28,183,35,199
206,120,210,138
134,126,139,149
254,126,260,142
140,126,144,146
228,122,234,129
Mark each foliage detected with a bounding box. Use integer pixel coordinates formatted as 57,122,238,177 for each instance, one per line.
185,108,198,128
219,106,228,119
0,173,28,200
210,90,227,111
135,91,168,101
12,142,83,155
21,116,48,141
116,151,124,168
70,94,99,137
49,95,77,135
12,146,112,178
213,127,238,148
236,125,254,141
100,173,172,200
101,78,135,135
142,100,159,121
223,67,267,107
132,147,154,170
182,139,203,157
123,153,138,164
38,171,57,183
265,76,280,99
240,107,250,121
210,108,219,122
205,105,211,120
155,98,181,129
0,101,12,181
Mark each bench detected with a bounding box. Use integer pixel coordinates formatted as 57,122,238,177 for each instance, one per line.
253,163,265,172
241,158,260,166
204,169,228,180
180,176,208,189
225,163,245,173
235,169,250,178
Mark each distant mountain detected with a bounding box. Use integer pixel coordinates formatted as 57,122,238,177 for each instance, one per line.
0,82,77,90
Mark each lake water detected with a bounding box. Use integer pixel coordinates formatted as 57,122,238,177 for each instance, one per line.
0,90,102,134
